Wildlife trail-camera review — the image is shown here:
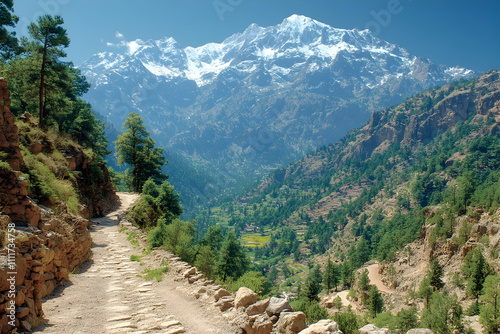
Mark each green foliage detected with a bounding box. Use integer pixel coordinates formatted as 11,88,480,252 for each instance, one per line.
480,274,500,333
290,298,329,325
156,180,183,218
323,258,340,293
395,307,418,332
141,262,168,282
27,15,70,127
334,306,362,334
418,276,433,306
420,291,463,334
358,269,370,292
372,312,396,331
0,0,18,60
332,296,342,310
303,265,322,302
462,247,492,303
23,150,79,214
367,285,384,318
227,271,267,294
130,255,141,262
217,230,249,282
194,245,216,280
429,258,444,290
115,112,167,192
162,219,196,263
143,178,160,198
147,218,168,248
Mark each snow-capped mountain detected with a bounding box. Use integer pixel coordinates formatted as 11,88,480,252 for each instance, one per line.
80,15,475,209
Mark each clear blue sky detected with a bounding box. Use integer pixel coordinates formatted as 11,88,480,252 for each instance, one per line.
13,0,500,73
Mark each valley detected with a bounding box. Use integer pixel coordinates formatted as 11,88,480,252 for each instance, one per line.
1,3,500,334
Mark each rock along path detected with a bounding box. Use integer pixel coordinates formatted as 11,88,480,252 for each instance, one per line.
33,192,235,334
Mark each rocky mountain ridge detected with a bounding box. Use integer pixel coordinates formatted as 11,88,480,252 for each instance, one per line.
80,15,475,210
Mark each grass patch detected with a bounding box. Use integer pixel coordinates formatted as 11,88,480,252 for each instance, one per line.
241,233,270,248
130,255,141,262
141,262,168,282
126,231,140,247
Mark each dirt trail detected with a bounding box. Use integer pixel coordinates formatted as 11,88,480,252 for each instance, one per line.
33,193,235,334
366,263,395,294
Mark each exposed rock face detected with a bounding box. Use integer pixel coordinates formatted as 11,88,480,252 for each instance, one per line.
338,70,500,164
266,297,293,316
0,80,93,333
0,78,41,227
357,324,392,334
276,312,307,334
247,298,270,316
234,286,258,309
0,78,22,171
298,319,342,334
406,329,433,334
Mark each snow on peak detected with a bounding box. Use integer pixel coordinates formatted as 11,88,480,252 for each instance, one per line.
81,14,473,90
281,14,326,31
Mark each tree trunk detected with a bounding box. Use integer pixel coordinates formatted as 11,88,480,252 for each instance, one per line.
39,39,48,128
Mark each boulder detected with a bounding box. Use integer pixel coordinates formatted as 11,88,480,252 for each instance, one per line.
247,298,270,316
276,312,306,334
299,320,342,334
214,288,231,301
252,314,273,334
266,297,292,316
235,287,258,309
406,329,433,334
215,296,234,312
183,267,196,278
358,324,392,334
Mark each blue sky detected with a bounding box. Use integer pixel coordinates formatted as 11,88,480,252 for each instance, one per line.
13,0,500,73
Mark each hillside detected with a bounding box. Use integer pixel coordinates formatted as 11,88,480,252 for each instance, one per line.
80,15,474,212
193,70,500,330
0,78,119,332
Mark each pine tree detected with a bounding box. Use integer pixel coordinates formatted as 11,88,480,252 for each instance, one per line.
323,258,337,293
217,230,249,281
480,274,500,333
0,0,18,60
367,285,384,317
359,268,370,292
115,112,167,192
28,15,70,127
156,180,183,218
429,258,444,290
194,245,215,280
462,248,492,304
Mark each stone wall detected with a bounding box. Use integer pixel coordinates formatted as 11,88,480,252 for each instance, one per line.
0,78,93,333
0,213,91,332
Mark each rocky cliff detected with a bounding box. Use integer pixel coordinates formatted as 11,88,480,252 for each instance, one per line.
0,78,118,333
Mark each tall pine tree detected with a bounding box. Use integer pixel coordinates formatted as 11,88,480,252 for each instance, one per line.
115,112,167,192
28,15,70,127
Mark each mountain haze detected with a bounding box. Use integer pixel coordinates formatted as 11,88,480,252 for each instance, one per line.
80,15,475,210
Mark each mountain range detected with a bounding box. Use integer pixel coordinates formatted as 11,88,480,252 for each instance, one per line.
80,14,475,211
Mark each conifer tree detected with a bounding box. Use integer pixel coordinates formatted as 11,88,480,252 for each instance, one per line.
367,285,384,317
115,112,167,192
429,258,444,290
217,230,249,281
462,248,492,304
0,0,18,60
28,15,70,127
480,274,500,333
